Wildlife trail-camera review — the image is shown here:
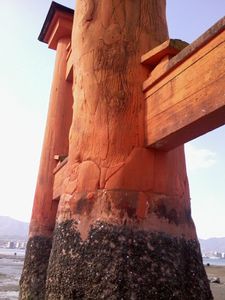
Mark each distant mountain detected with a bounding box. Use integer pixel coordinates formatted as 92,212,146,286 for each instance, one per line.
1,216,224,250
199,237,225,253
0,216,29,238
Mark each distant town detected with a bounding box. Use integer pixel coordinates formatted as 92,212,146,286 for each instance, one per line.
0,216,29,251
1,216,225,259
1,238,225,260
202,251,225,260
0,238,27,250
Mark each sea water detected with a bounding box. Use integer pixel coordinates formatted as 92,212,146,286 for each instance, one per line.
0,249,24,300
203,257,225,266
0,248,25,257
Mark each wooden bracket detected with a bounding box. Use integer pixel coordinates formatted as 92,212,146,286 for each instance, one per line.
54,154,68,162
141,39,188,92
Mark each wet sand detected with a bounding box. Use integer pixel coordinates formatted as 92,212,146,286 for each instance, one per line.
0,253,224,299
0,254,24,300
205,265,225,300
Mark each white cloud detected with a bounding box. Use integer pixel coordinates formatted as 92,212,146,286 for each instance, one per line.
185,144,217,171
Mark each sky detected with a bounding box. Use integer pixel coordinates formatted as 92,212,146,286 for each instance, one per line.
0,0,225,239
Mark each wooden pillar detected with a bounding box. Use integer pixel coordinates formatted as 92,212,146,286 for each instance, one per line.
45,1,212,299
19,3,73,299
29,37,73,237
20,1,212,299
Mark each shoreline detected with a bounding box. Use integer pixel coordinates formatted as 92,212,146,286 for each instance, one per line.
0,254,24,300
0,254,224,299
205,265,225,300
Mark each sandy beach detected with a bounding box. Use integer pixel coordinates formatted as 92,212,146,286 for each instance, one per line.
205,265,225,300
0,253,225,299
0,254,23,300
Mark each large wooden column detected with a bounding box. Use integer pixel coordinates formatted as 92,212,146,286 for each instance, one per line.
19,4,73,299
45,1,211,299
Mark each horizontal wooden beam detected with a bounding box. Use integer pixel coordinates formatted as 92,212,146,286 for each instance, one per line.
144,15,225,151
141,39,188,68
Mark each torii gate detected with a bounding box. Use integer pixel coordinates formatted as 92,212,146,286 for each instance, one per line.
20,1,225,299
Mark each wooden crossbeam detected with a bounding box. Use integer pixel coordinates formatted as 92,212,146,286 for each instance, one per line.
143,16,225,151
141,39,189,68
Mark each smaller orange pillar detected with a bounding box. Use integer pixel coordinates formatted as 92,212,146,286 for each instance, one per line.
30,3,74,238
19,3,74,300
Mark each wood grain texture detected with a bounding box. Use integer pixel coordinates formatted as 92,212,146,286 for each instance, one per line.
145,27,225,150
144,15,225,95
30,38,73,237
55,0,195,240
69,0,169,167
141,39,188,67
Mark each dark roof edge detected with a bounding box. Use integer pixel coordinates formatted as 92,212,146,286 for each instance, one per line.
38,1,74,43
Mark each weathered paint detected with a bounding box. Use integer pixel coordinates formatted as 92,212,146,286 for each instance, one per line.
20,1,214,299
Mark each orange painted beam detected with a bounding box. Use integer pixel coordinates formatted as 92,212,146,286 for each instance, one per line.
144,16,225,151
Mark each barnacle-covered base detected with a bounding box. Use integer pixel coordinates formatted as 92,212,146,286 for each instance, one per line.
19,236,52,300
45,220,212,300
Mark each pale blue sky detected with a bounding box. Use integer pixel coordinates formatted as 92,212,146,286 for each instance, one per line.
0,0,224,239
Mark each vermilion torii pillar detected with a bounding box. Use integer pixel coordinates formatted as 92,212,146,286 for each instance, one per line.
20,1,213,299
20,3,73,299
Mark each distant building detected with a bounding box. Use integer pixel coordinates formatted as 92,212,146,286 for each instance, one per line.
6,241,15,249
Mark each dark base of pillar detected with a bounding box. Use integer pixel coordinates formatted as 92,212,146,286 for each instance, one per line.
46,220,212,300
19,236,52,300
